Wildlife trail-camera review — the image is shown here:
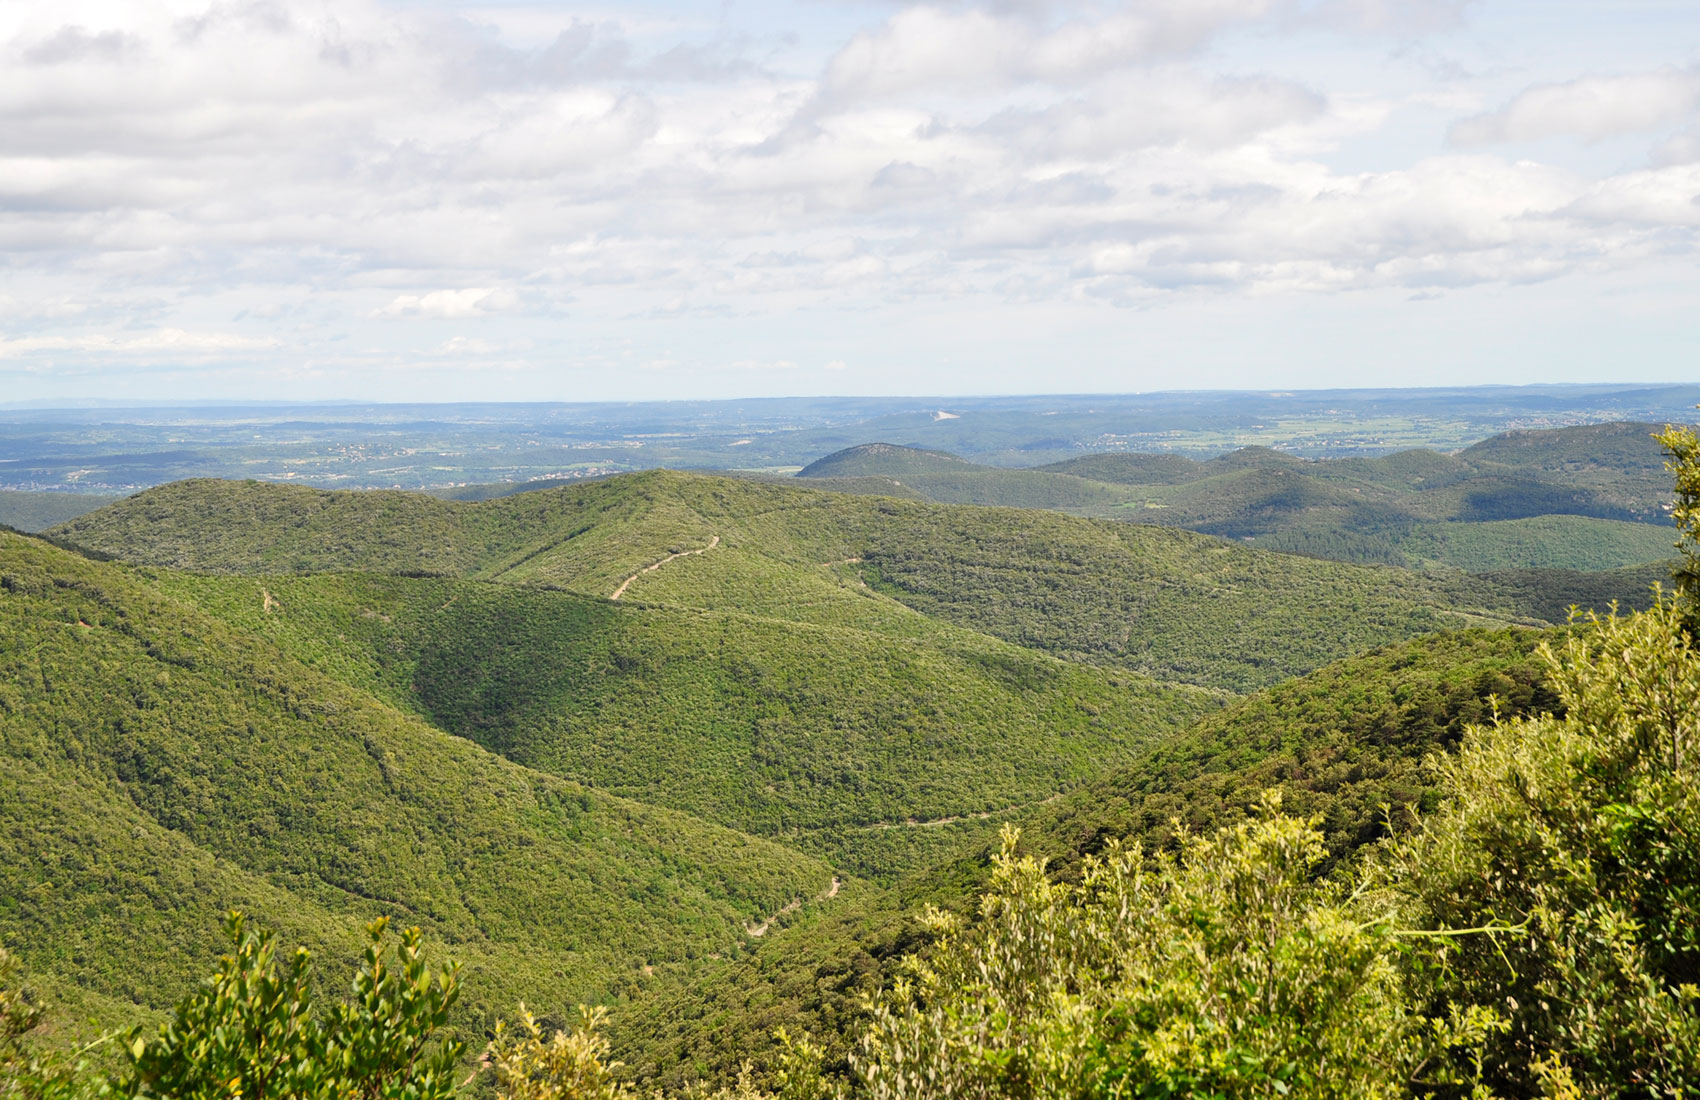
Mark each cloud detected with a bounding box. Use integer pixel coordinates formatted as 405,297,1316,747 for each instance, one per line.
972,71,1326,158
0,295,89,321
1298,0,1472,34
22,25,144,65
1451,66,1700,146
0,329,279,357
1652,129,1700,167
0,0,1699,400
808,1,1276,112
376,288,521,319
1563,163,1700,229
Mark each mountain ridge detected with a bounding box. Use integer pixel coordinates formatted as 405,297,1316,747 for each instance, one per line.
48,469,1585,692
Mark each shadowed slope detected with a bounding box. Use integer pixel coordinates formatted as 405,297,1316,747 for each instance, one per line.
0,529,828,1039
142,568,1219,879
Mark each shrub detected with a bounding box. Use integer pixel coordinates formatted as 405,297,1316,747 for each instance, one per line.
1377,599,1700,1097
852,810,1481,1100
124,913,461,1100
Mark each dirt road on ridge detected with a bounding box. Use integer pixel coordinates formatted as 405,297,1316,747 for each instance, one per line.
609,535,720,600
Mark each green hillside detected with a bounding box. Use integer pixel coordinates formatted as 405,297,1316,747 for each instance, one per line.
608,626,1566,1087
0,529,831,1044
795,443,974,478
1036,451,1203,485
1461,418,1675,480
786,426,1682,573
9,443,1695,1095
143,569,1217,878
848,506,1553,691
7,416,1696,1099
1394,515,1676,571
1014,627,1561,871
51,471,1570,692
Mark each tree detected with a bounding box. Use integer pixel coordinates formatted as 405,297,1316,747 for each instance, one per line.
1656,422,1700,610
124,914,461,1100
852,812,1491,1100
1377,600,1700,1096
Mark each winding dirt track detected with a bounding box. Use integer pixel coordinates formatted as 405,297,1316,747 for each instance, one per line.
746,877,842,938
609,535,720,600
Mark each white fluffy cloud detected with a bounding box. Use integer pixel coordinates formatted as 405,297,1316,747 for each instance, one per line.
376,288,523,318
1451,67,1700,146
811,1,1277,107
0,0,1698,398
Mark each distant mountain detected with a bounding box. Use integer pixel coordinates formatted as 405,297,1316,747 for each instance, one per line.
1460,419,1674,472
797,443,973,478
1032,451,1202,485
6,386,1698,491
778,423,1682,573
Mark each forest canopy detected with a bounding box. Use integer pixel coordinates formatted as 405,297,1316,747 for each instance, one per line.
4,423,1700,1098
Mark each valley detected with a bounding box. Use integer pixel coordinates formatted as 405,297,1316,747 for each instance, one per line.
12,0,1699,1088
1,412,1693,1096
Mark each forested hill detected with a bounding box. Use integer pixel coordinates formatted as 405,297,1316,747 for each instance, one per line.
9,435,1695,1096
796,442,973,478
607,625,1567,1086
137,568,1219,879
8,480,1577,1075
0,490,116,532
0,528,831,1042
788,423,1681,571
45,470,1607,693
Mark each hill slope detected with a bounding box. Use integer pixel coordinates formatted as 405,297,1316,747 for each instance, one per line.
51,471,1568,692
0,529,830,1041
796,443,974,479
141,568,1218,878
610,625,1568,1087
793,425,1681,572
0,490,118,532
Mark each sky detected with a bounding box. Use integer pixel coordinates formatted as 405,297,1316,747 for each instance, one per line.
1,0,1698,404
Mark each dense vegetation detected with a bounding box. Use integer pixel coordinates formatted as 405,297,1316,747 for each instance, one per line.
850,505,1593,692
0,529,829,1049
48,469,1627,692
605,625,1566,1087
8,592,1699,1097
4,416,1697,1098
856,589,1700,1097
139,569,1216,878
0,492,115,533
795,423,1682,572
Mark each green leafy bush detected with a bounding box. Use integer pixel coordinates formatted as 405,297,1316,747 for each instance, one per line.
1377,599,1700,1095
852,813,1493,1100
125,913,461,1100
